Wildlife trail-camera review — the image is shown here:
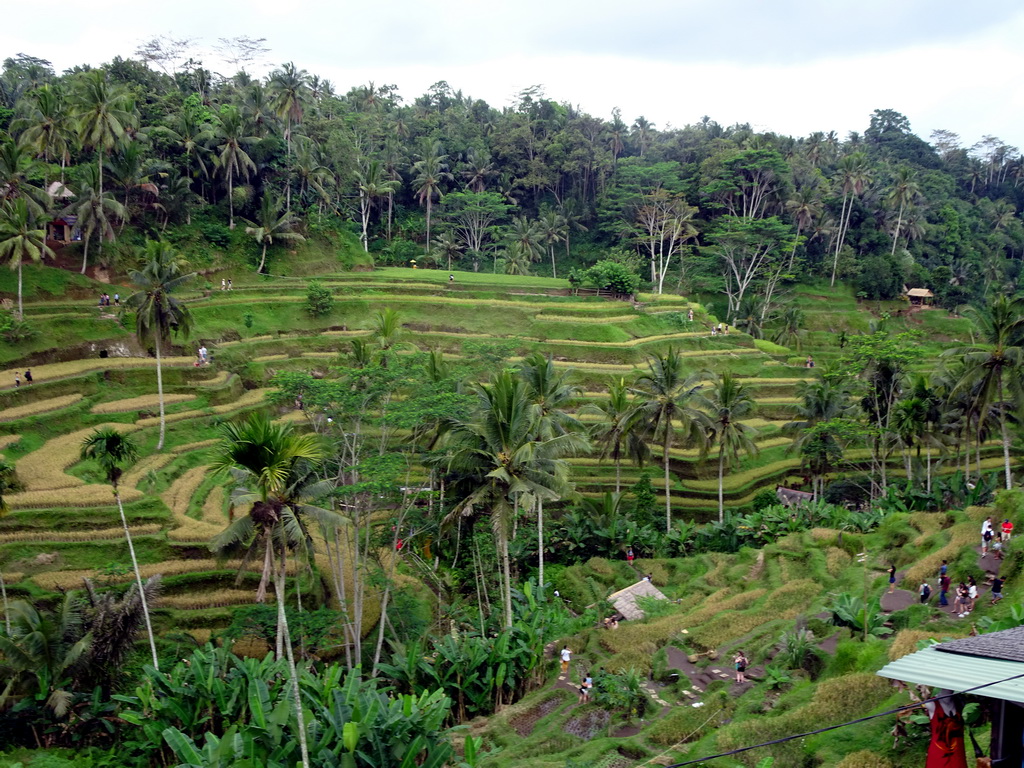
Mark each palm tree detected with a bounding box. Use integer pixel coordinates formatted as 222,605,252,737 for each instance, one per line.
887,166,921,256
699,373,758,523
243,193,305,273
80,428,159,670
0,460,14,634
0,198,53,319
66,165,125,274
211,106,256,230
210,414,326,768
268,62,311,211
954,295,1024,489
517,353,589,596
412,145,453,253
433,231,463,271
443,371,577,627
13,84,72,183
785,186,822,269
508,216,544,265
785,373,854,498
830,152,871,286
355,158,400,252
537,208,567,278
584,378,648,495
0,140,48,217
73,70,137,200
125,241,195,450
632,349,710,532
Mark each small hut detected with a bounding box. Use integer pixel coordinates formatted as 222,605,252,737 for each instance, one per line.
45,183,79,248
776,486,813,508
905,287,934,305
607,579,668,621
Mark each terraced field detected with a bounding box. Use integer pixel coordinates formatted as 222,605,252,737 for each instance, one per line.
0,268,1011,641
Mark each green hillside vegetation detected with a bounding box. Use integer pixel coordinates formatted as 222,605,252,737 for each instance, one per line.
1,49,1024,768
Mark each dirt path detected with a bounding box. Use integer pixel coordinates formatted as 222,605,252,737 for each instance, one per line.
880,587,917,613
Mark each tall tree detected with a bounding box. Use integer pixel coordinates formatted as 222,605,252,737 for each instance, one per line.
632,349,710,532
268,62,310,211
954,295,1024,489
66,164,124,274
830,152,871,286
355,158,399,252
73,70,136,201
12,84,71,181
210,414,327,768
125,241,195,450
211,106,256,230
886,166,921,256
584,378,648,495
699,373,758,522
412,144,453,253
80,428,159,670
243,193,305,274
0,198,53,319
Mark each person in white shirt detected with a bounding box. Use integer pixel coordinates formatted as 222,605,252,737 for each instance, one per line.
560,646,571,674
198,345,208,364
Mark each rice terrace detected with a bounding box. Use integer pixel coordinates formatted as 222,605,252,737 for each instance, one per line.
1,42,1024,768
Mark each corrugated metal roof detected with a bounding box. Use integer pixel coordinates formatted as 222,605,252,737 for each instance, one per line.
877,646,1024,703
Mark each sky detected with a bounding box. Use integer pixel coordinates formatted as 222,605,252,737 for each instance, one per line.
3,0,1023,151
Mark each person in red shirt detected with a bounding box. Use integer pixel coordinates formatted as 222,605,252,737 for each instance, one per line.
1002,518,1014,541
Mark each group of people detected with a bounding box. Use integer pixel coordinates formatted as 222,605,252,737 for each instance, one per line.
981,516,1012,557
220,278,233,290
97,292,119,308
918,557,1004,618
195,345,209,367
12,369,32,388
710,323,729,336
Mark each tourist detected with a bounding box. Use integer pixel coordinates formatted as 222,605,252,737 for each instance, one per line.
888,564,896,593
687,308,694,322
734,650,748,683
24,369,32,385
991,577,1004,605
221,278,226,291
966,577,978,614
578,673,592,703
939,560,948,578
982,517,994,554
806,355,815,368
560,645,571,674
449,274,455,283
14,372,20,388
919,580,931,604
227,279,233,290
113,293,120,306
198,345,208,365
1002,518,1014,542
711,325,718,336
626,546,634,564
938,574,951,607
642,573,652,582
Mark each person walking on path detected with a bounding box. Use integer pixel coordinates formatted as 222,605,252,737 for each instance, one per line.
888,565,897,593
919,581,932,604
1002,519,1014,542
982,517,994,555
626,546,635,565
939,574,951,607
734,651,748,683
227,279,233,290
113,293,120,306
560,645,571,675
23,369,32,385
578,672,593,703
13,372,20,388
991,577,1004,605
221,278,226,291
966,577,978,614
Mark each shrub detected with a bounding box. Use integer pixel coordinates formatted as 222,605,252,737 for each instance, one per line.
305,280,335,317
753,338,790,355
584,260,641,296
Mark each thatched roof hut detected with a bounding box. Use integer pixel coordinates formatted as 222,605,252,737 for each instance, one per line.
608,579,669,621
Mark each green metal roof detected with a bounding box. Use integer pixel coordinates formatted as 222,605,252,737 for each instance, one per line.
878,646,1024,703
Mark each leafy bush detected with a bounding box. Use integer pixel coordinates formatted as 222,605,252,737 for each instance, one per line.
590,668,647,717
777,629,823,677
753,338,790,355
305,280,335,317
584,260,641,296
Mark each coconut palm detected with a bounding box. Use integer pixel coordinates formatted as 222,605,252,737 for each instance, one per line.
80,427,159,670
268,62,311,211
73,70,137,200
0,198,53,319
632,348,711,532
517,353,589,595
537,208,567,278
66,163,125,274
443,371,578,627
355,158,400,252
830,152,871,286
209,413,327,768
211,106,256,230
412,144,453,253
699,373,758,523
433,231,463,271
243,193,305,274
785,186,822,269
887,166,922,256
583,378,649,495
953,294,1024,489
125,241,195,450
12,84,72,182
0,140,48,217
508,216,544,265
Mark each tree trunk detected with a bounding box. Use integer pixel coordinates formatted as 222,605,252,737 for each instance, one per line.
537,497,544,598
273,543,310,768
359,191,369,252
228,167,234,230
926,444,932,493
115,487,159,670
718,448,725,524
17,259,23,320
550,245,557,279
155,334,166,451
830,193,849,287
425,196,432,254
615,454,621,496
257,242,268,274
0,570,9,635
890,201,904,257
1000,378,1012,490
81,233,90,274
664,431,672,533
387,191,393,241
500,523,513,629
787,223,802,271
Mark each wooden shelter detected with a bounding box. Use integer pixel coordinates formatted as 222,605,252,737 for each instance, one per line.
607,579,668,621
878,626,1024,765
905,287,934,305
776,486,813,508
45,183,79,248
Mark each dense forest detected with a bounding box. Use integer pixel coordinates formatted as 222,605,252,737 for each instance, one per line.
0,46,1022,311
3,44,1024,768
